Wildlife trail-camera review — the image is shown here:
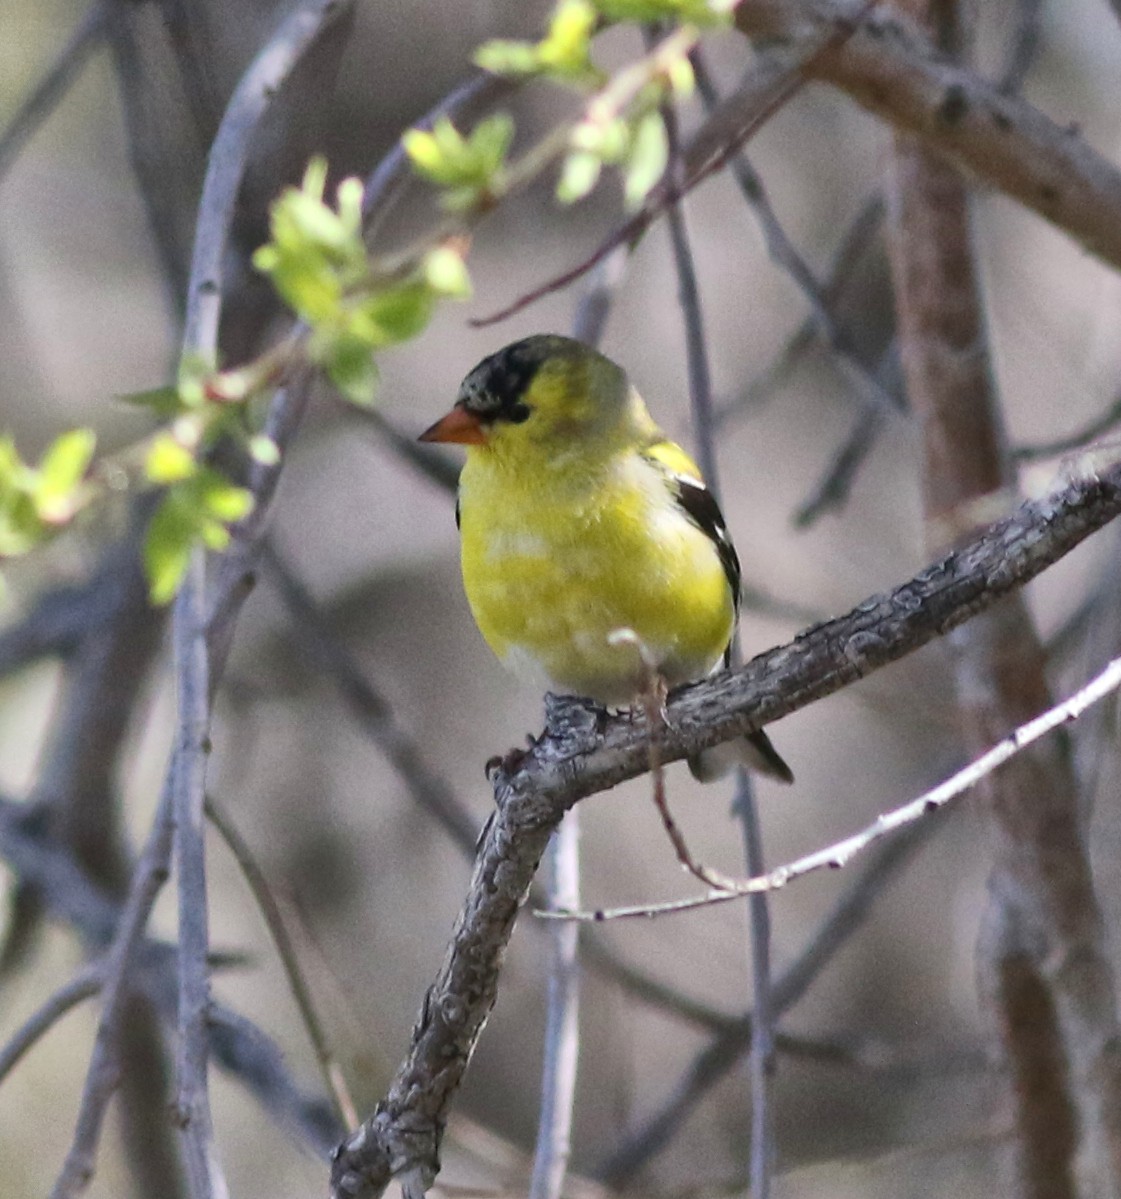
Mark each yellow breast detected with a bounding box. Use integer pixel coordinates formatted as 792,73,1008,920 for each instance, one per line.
458,449,734,705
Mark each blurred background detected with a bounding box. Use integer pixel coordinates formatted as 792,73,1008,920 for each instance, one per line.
3,0,1121,1196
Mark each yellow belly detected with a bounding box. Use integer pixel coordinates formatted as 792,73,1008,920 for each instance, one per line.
458,455,734,705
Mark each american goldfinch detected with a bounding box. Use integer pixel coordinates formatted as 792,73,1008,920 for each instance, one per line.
419,334,792,784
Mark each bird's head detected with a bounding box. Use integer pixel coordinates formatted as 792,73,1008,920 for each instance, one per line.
419,335,654,466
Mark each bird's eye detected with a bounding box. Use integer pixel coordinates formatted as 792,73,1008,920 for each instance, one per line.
506,402,531,424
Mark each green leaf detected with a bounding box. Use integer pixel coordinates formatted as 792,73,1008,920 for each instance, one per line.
249,436,281,466
253,159,368,328
177,354,216,409
145,433,197,484
424,247,472,298
35,429,96,521
194,469,254,523
623,110,668,208
538,0,599,78
300,156,330,203
356,283,435,345
402,127,445,174
116,385,185,419
144,493,195,605
0,492,43,557
474,39,541,76
557,150,603,203
403,115,512,209
595,0,732,27
321,333,380,406
198,519,231,551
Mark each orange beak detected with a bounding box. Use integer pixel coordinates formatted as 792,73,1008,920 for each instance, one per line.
418,405,487,446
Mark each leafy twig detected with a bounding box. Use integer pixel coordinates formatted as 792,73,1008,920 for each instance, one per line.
470,19,855,327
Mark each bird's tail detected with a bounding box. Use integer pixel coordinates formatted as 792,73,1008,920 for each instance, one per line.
687,729,794,785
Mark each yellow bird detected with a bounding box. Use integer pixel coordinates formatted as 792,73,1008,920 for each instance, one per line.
420,334,791,784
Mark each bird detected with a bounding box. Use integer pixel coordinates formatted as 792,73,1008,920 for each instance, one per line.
419,334,792,784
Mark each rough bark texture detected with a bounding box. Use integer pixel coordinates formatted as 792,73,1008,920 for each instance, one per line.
331,461,1121,1199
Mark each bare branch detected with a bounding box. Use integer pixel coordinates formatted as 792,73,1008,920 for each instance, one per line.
1012,394,1121,464
0,964,103,1085
715,192,887,429
733,0,1121,272
171,552,223,1199
998,0,1044,94
692,51,899,429
528,816,581,1199
597,818,934,1186
794,404,887,526
260,541,480,856
182,0,354,359
0,3,106,185
49,777,176,1199
330,460,1121,1199
554,654,1121,923
205,792,358,1131
0,798,341,1156
884,3,1121,1185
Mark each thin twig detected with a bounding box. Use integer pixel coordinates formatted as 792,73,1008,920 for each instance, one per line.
692,50,899,428
794,404,887,526
49,778,177,1199
658,62,775,1194
182,0,353,361
998,0,1045,94
205,792,358,1131
528,815,581,1199
551,654,1121,923
0,3,106,186
171,552,222,1199
715,192,887,428
596,817,934,1186
570,243,631,348
260,541,480,856
349,407,461,495
1012,395,1121,463
575,936,736,1033
0,795,341,1155
0,964,103,1085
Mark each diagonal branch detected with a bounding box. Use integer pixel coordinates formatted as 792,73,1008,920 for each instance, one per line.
330,458,1121,1199
0,2,106,186
733,0,1121,271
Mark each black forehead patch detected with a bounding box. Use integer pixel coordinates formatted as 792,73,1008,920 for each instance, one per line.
459,337,564,423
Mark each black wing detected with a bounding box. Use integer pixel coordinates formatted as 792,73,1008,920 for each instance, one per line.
674,475,740,668
669,473,741,608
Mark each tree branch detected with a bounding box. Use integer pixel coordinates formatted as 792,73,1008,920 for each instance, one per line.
733,0,1121,271
0,2,106,186
330,458,1121,1199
